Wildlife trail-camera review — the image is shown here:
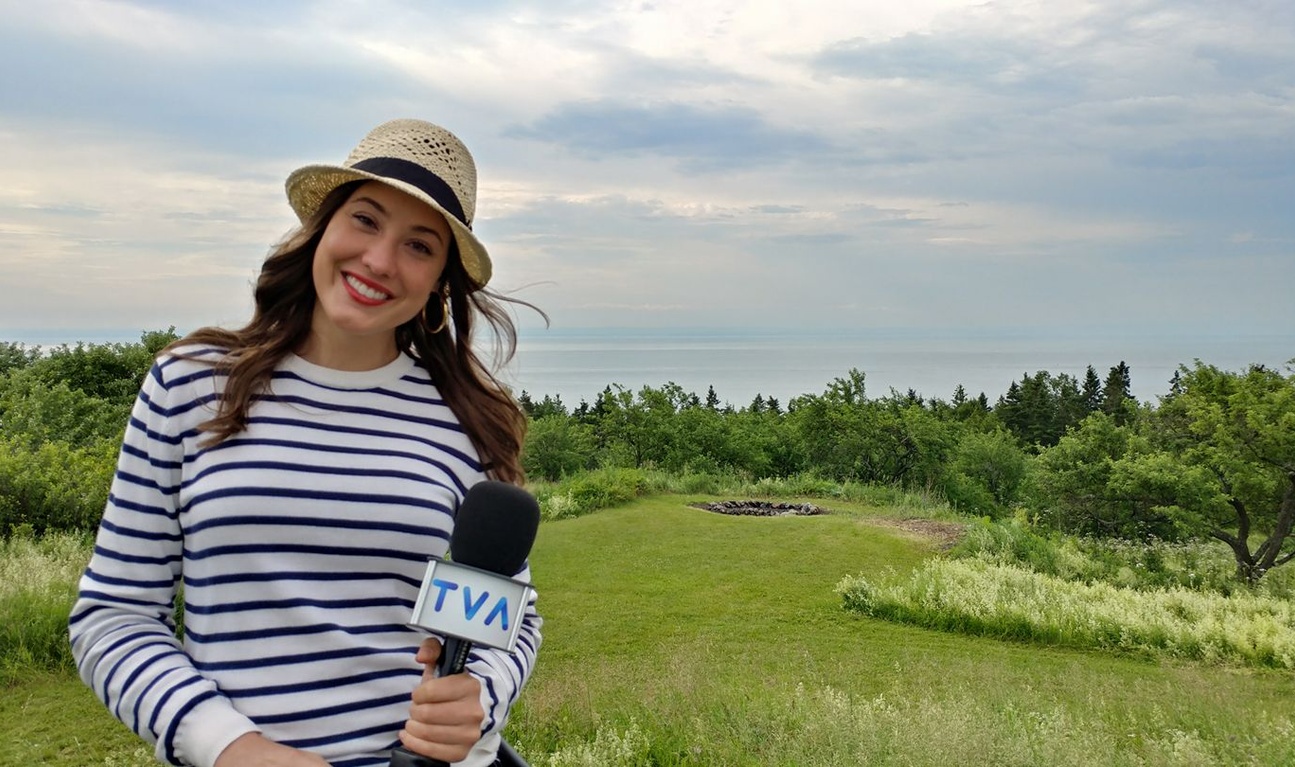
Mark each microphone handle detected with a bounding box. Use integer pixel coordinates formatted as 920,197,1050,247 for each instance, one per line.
388,637,475,767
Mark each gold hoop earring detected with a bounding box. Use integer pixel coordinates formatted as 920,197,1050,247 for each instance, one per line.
421,292,450,334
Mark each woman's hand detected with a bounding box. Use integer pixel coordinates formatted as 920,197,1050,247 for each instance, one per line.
398,637,485,763
213,732,331,766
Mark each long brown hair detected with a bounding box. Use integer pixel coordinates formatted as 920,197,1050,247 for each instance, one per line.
171,180,538,484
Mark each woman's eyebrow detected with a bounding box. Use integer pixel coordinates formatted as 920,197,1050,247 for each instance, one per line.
353,196,446,243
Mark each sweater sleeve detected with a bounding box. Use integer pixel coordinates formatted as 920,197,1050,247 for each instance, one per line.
464,560,542,749
68,360,258,767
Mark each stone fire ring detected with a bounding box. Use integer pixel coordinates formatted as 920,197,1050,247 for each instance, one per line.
690,500,827,517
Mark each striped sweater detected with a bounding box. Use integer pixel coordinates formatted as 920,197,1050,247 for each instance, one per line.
69,348,541,767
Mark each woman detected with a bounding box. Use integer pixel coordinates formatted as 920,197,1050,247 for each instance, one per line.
69,119,541,767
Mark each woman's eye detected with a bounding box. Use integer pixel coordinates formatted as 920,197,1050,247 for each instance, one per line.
408,240,434,256
352,213,377,228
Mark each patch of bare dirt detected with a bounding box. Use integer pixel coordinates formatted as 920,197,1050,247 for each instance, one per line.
869,518,967,550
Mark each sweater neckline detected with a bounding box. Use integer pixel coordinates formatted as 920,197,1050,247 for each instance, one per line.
280,352,417,389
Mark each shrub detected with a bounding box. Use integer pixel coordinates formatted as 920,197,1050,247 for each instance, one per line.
0,436,117,535
534,468,655,521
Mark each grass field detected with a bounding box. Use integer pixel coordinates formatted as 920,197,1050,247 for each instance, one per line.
3,495,1294,765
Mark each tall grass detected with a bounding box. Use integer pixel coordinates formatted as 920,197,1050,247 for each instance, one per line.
952,516,1295,598
838,558,1295,668
519,679,1295,767
0,529,89,683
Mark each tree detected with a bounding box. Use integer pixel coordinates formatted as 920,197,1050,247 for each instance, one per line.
1101,361,1134,425
1153,363,1295,582
944,428,1029,515
0,342,39,376
1029,413,1179,539
1030,362,1295,583
1082,365,1102,413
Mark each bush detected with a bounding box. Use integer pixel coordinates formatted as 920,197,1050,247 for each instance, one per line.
0,436,117,535
533,468,656,521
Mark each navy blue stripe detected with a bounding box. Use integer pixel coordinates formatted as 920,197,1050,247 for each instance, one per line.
185,620,415,644
128,414,202,446
156,347,223,374
107,493,175,519
244,415,480,470
333,756,388,767
272,370,441,406
193,644,410,672
134,665,185,738
162,686,217,765
115,468,178,496
181,486,450,519
183,541,444,562
183,508,450,537
122,442,182,470
190,436,473,494
480,674,500,732
84,566,175,590
283,719,407,750
78,590,170,610
68,603,112,628
99,632,175,702
254,691,410,725
184,596,411,617
178,459,452,496
184,569,421,589
223,667,417,698
140,387,218,418
93,543,182,567
255,394,461,432
99,517,182,543
114,646,184,721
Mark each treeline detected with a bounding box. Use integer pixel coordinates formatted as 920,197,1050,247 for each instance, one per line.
518,364,1139,505
2,332,1292,584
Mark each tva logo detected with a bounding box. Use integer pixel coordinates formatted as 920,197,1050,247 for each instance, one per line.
409,558,534,651
426,578,512,629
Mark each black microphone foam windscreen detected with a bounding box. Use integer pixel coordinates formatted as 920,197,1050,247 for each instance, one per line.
449,481,541,576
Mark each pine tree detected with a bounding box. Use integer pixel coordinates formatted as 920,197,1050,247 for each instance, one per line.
1082,365,1102,412
1101,362,1134,424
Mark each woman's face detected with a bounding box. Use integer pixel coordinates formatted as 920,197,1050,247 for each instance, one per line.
308,181,453,363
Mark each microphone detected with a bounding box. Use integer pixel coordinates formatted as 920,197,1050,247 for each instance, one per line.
390,481,540,767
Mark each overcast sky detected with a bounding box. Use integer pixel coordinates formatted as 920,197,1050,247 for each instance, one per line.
2,0,1292,350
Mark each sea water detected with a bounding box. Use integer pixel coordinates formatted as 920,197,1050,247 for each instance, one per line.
498,327,1295,408
7,326,1292,409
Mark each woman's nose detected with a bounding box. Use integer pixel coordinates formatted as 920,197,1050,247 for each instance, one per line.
361,238,398,275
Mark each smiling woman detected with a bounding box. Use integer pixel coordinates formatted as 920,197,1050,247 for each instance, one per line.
66,120,545,767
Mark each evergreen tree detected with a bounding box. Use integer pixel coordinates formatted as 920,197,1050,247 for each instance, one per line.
517,390,536,417
1082,365,1102,412
705,385,720,411
1102,361,1134,425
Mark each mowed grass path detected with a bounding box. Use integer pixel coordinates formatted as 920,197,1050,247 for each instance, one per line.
511,496,1295,765
4,495,1294,765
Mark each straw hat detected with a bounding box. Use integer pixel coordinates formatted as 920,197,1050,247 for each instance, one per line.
285,119,492,289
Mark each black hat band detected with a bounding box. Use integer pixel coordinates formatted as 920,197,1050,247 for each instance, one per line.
351,157,469,228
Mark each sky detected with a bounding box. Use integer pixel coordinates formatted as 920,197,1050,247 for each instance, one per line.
1,0,1293,353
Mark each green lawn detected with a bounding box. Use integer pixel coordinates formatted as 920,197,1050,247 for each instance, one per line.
4,495,1294,766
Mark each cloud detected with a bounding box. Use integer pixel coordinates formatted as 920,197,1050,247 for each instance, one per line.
506,100,830,171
